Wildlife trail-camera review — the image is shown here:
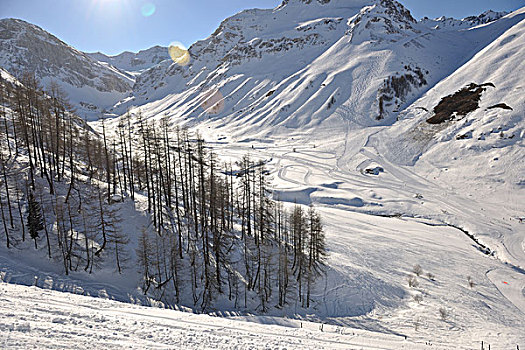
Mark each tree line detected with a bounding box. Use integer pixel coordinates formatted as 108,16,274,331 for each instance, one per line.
0,72,327,312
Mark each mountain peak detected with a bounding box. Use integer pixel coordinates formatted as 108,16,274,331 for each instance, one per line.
0,17,132,120
345,0,417,44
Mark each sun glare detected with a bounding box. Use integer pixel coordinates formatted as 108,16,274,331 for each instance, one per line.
141,2,156,17
168,42,190,66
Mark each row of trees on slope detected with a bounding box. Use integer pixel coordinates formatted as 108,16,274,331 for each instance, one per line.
0,72,327,312
0,72,127,274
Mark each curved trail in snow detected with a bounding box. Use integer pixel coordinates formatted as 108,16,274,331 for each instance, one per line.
223,120,525,319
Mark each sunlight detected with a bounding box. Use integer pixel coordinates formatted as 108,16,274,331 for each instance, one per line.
141,2,156,17
86,0,132,20
168,42,190,66
201,89,225,115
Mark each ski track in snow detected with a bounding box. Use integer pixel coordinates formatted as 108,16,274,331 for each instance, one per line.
1,282,444,350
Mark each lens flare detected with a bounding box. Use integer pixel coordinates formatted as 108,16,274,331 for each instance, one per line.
141,3,156,17
168,42,190,66
201,89,225,115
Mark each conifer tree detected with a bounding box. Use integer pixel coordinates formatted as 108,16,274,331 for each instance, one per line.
27,191,44,249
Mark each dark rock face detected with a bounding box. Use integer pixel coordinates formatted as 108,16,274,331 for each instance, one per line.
487,103,513,111
427,83,495,124
379,0,416,25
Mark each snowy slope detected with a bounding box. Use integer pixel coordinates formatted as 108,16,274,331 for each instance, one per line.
1,1,525,347
0,281,470,350
369,8,525,269
87,46,170,77
0,18,133,120
2,197,524,348
114,0,523,138
97,2,525,343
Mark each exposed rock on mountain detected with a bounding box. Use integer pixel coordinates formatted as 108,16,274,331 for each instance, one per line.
0,18,133,119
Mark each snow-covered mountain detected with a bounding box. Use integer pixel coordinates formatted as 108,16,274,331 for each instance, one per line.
0,18,133,120
1,1,525,347
115,0,523,139
420,10,509,30
87,45,170,77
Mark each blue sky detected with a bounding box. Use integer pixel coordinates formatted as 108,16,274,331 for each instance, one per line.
0,0,523,55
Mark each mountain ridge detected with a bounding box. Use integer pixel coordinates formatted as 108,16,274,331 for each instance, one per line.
0,17,133,120
86,45,170,77
112,1,524,139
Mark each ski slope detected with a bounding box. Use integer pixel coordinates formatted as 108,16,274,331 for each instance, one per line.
1,1,524,348
0,281,457,350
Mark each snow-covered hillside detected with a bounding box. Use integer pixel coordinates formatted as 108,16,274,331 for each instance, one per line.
0,18,133,120
115,0,523,137
370,7,525,270
1,0,524,347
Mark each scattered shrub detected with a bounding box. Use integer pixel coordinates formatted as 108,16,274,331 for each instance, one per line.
439,307,448,321
413,264,423,277
407,276,419,288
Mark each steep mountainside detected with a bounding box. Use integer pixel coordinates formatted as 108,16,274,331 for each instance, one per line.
115,0,523,138
0,18,133,120
369,8,525,268
87,45,170,77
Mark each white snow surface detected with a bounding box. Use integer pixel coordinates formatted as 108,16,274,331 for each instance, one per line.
0,281,469,349
0,67,18,85
1,1,525,348
87,46,170,77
